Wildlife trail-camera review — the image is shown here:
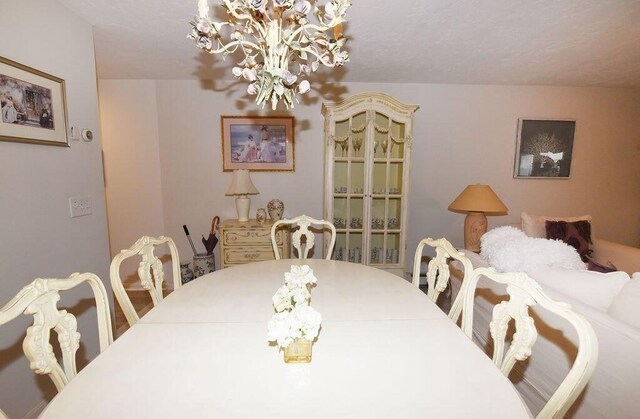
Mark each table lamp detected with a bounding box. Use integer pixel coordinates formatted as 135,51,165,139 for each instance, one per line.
226,169,259,222
448,184,508,252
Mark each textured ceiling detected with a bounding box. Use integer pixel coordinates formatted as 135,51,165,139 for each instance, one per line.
58,0,640,87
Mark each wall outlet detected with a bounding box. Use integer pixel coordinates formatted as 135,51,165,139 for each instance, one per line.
69,196,92,218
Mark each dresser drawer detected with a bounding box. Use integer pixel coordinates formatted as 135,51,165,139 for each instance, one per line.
222,246,281,264
222,228,286,246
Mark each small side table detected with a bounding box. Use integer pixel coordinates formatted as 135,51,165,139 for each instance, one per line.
219,219,290,269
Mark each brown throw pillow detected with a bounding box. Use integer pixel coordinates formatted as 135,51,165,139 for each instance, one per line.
545,220,593,262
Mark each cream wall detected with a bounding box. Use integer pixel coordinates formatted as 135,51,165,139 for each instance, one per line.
100,80,640,275
0,0,110,417
99,80,165,259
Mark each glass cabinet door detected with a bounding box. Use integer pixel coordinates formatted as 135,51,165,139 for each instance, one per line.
368,112,406,268
332,111,366,263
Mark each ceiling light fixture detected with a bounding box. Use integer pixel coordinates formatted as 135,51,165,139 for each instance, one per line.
189,0,350,110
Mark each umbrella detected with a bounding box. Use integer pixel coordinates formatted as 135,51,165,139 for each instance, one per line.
202,216,220,255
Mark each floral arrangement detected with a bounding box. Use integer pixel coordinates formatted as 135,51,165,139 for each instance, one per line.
188,0,350,110
267,264,322,348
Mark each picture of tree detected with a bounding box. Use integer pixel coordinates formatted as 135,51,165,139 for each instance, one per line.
514,119,576,178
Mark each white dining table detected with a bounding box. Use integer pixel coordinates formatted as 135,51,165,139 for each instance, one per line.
41,259,531,418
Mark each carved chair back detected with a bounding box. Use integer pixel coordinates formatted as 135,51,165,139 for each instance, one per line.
454,267,598,418
271,215,336,260
110,235,180,326
412,237,474,313
0,273,113,392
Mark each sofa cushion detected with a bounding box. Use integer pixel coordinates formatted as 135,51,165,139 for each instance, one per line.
528,266,630,311
608,273,640,328
480,226,586,273
521,212,592,238
545,220,593,262
587,258,617,273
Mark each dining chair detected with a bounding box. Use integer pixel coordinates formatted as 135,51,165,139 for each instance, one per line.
0,273,113,392
110,235,180,327
453,267,599,419
412,237,474,311
271,215,337,260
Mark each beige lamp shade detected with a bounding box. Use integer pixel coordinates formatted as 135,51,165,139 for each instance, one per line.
448,184,508,214
225,169,259,196
226,169,259,222
448,184,508,252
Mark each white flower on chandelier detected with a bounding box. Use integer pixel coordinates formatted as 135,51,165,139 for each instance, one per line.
298,80,310,94
188,0,351,110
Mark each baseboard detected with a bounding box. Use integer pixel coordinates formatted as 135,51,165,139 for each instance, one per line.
22,400,47,419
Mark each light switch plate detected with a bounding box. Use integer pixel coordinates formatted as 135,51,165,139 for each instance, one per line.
69,196,92,218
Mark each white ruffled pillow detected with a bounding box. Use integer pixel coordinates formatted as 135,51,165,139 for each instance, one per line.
480,226,586,273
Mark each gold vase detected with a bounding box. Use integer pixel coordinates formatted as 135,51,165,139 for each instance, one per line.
284,339,312,363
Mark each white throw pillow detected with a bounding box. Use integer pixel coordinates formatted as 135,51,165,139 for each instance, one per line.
480,226,586,273
529,266,630,311
521,212,592,238
608,273,640,328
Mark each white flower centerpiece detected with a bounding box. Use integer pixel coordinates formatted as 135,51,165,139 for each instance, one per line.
267,264,322,363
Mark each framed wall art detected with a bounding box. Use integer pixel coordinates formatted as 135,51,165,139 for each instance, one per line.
513,119,576,179
0,56,69,146
221,115,294,171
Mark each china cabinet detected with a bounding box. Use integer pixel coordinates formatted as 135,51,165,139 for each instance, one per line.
322,92,419,276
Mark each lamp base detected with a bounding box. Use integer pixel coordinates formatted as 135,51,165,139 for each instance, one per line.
464,212,487,253
235,195,251,222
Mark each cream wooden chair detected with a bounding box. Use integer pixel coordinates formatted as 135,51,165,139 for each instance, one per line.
452,267,599,419
110,235,180,327
412,237,473,310
0,407,7,419
271,215,336,260
0,273,113,392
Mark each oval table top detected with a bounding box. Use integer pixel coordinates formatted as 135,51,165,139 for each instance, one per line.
42,259,531,419
141,259,448,324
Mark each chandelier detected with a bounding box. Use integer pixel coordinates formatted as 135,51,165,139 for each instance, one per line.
188,0,350,110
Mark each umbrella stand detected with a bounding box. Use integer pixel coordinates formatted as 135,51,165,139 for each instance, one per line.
202,216,220,255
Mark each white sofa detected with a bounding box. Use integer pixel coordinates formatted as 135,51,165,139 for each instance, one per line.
450,233,640,418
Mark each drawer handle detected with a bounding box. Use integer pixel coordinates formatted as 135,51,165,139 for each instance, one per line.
245,253,260,259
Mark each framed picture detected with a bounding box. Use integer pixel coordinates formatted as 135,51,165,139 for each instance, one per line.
221,115,294,171
514,119,576,179
0,56,69,146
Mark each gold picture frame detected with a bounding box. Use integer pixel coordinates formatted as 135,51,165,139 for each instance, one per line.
221,115,294,171
0,56,69,146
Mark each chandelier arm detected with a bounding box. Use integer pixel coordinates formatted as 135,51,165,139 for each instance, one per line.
298,46,335,67
209,39,261,55
246,16,268,40
223,1,253,22
288,20,341,41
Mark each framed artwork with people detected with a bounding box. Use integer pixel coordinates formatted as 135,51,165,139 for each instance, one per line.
0,56,69,146
221,115,295,171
